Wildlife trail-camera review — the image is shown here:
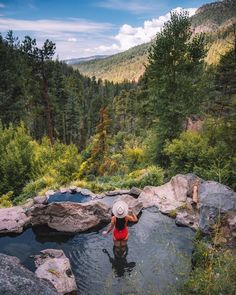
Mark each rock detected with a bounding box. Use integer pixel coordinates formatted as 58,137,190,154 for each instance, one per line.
198,181,236,233
59,188,68,194
228,214,236,237
45,190,56,197
21,198,34,209
0,253,58,295
105,189,130,196
175,212,199,230
139,174,190,214
28,201,111,233
69,186,77,194
80,188,95,197
0,206,31,234
34,249,77,295
129,187,142,198
116,194,143,216
34,195,48,205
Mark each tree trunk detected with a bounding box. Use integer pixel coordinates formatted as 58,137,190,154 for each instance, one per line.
42,73,54,144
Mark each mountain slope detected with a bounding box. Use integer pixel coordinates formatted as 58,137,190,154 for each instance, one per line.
73,42,150,82
72,0,236,82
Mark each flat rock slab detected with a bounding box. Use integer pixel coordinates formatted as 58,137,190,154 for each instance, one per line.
28,201,111,233
0,254,58,295
34,249,77,295
0,206,31,234
139,174,189,214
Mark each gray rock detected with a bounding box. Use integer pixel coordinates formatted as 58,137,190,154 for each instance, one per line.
33,196,48,205
175,211,199,230
59,188,68,194
129,187,142,198
28,201,111,233
117,194,143,216
45,190,56,197
199,181,236,233
139,174,190,214
105,190,130,196
34,249,77,295
69,186,77,194
80,188,95,196
0,253,58,295
0,206,31,234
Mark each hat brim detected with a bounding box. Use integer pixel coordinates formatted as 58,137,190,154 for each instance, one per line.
112,200,129,218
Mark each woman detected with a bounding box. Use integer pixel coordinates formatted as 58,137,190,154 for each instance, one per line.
102,200,138,248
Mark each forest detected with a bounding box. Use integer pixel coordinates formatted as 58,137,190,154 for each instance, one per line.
0,11,235,208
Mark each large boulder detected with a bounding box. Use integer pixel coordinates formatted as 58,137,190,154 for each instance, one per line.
34,249,77,295
0,206,31,234
28,201,111,233
0,254,58,295
198,181,236,233
139,174,193,214
116,195,143,216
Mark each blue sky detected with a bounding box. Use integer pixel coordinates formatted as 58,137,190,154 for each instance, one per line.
0,0,214,59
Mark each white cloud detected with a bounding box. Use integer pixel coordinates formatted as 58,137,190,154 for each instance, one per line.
68,37,77,42
0,3,5,8
102,7,197,52
0,17,112,33
98,0,162,14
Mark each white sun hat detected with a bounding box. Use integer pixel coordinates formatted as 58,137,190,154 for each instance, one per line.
112,200,129,218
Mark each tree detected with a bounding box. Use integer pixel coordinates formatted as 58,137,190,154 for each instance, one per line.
146,11,206,165
21,37,56,143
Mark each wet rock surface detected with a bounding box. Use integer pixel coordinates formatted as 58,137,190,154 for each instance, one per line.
0,253,58,295
34,249,77,295
28,201,111,233
0,206,31,234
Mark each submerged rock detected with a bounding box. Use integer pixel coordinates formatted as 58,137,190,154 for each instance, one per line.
34,249,77,295
0,253,58,295
28,201,111,233
0,206,31,234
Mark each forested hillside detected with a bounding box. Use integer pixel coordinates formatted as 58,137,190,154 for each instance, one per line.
0,9,235,210
73,0,236,82
73,42,149,83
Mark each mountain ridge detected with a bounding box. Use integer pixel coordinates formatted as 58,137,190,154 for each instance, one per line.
71,0,236,82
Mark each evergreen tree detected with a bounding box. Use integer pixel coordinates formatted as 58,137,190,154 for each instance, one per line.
146,11,206,165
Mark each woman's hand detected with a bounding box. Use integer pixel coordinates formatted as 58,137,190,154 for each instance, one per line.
102,230,108,236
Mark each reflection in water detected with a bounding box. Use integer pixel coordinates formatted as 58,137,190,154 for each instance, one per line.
102,247,136,277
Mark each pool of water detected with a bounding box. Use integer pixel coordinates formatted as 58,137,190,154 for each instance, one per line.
48,192,91,203
0,207,194,295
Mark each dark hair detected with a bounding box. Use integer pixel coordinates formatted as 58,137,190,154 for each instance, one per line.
115,217,126,230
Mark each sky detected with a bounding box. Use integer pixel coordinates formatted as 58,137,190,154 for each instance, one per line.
0,0,214,60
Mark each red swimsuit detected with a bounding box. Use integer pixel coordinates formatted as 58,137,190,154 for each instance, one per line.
112,217,128,240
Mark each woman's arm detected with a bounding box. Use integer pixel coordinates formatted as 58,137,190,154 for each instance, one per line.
102,217,115,235
126,212,138,222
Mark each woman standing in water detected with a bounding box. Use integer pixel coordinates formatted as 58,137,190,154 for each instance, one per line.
102,201,138,248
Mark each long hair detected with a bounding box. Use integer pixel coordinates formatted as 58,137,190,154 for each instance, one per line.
115,217,126,230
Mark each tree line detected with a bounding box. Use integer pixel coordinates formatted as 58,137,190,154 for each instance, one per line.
0,11,235,205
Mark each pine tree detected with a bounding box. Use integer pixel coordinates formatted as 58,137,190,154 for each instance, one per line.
146,11,206,165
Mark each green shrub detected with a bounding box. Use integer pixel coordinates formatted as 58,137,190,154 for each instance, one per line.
0,191,13,208
181,242,236,295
